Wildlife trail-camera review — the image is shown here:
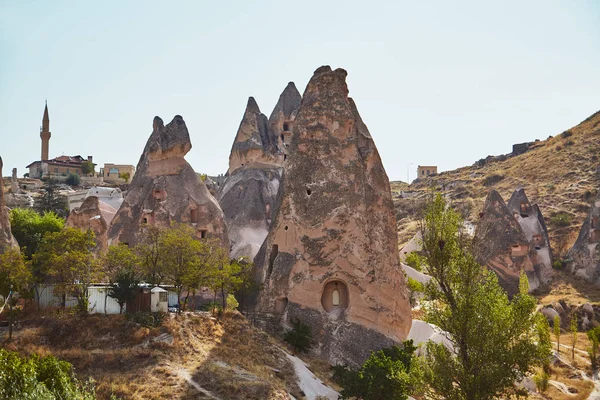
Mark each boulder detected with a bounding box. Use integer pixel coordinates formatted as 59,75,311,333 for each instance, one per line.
567,194,600,283
506,188,554,285
473,190,539,295
65,196,114,253
108,116,228,248
253,66,412,366
0,157,18,252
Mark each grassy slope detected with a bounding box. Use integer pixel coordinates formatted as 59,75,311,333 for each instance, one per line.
5,310,302,400
392,110,600,254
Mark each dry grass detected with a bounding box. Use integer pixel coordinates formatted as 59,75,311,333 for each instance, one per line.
3,310,300,400
537,269,600,306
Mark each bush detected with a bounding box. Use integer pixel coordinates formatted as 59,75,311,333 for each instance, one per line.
226,294,239,310
201,301,223,313
0,348,96,399
126,312,164,328
332,341,419,400
533,371,549,393
407,277,425,307
284,318,314,353
550,212,572,227
482,174,504,187
404,252,423,272
65,173,81,186
561,130,573,139
552,259,564,270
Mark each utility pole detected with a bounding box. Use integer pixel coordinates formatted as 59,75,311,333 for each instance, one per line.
8,285,13,340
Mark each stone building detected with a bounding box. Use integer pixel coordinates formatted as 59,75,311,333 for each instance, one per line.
108,116,228,248
417,165,437,178
102,163,135,183
252,66,412,366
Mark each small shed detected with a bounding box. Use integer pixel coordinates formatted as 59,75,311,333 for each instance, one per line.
151,287,168,313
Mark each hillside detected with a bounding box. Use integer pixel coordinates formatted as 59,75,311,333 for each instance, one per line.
392,109,600,255
4,310,337,400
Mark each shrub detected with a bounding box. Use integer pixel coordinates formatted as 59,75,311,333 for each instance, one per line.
332,341,419,400
65,173,81,186
533,371,549,393
550,212,572,227
561,130,573,139
407,277,425,307
284,318,314,353
226,294,239,310
404,252,423,272
126,312,164,328
552,259,564,270
482,174,504,187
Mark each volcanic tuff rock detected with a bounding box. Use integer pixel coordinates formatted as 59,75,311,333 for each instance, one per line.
65,196,114,253
0,157,18,251
567,194,600,282
253,66,412,366
506,188,553,284
108,116,228,248
227,98,281,174
218,85,301,260
268,82,302,157
473,190,540,295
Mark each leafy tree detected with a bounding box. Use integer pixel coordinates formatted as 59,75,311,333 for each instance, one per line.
118,172,130,182
65,173,81,186
283,318,314,353
406,276,424,307
0,249,31,299
418,194,551,400
81,161,95,176
34,227,100,312
553,315,561,353
135,225,166,286
103,244,140,314
588,327,600,369
209,256,253,310
571,315,578,360
0,348,96,399
34,184,68,218
10,208,64,259
333,341,419,400
404,252,424,272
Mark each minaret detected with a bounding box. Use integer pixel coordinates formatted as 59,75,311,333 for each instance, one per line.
40,101,51,161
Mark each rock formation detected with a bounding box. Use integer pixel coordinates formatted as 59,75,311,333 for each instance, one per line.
66,196,115,253
0,157,18,251
268,82,302,159
567,194,600,282
506,188,553,285
253,66,412,366
227,98,281,174
108,116,228,248
219,86,301,260
473,190,540,295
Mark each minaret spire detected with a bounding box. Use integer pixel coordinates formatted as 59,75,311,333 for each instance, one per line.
40,102,51,161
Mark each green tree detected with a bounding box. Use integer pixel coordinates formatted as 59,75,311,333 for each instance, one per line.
118,172,130,182
404,252,424,272
209,255,253,311
65,173,81,186
283,318,314,353
135,225,166,286
35,227,100,312
553,315,561,353
34,184,68,218
333,341,419,400
103,244,140,314
0,348,96,399
587,327,600,369
571,315,578,361
419,194,551,400
0,249,31,299
81,161,95,176
10,208,64,259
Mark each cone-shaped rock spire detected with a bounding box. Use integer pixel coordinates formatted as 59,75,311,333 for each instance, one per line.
568,194,600,282
252,66,411,366
0,157,19,251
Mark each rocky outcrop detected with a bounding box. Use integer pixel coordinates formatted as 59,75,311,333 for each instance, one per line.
0,157,18,251
567,195,600,282
253,66,412,366
507,188,554,285
268,82,302,158
473,190,540,295
108,116,228,248
65,196,114,253
227,98,281,173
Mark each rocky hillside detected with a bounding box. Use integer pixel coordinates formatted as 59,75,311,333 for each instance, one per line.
393,109,600,255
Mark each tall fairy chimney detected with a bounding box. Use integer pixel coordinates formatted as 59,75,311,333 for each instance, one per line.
40,101,51,161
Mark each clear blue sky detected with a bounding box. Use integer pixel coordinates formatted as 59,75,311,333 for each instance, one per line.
1,1,599,182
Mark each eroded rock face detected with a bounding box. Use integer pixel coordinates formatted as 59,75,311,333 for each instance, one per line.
567,195,600,282
474,190,539,295
65,196,113,253
506,188,554,285
227,98,281,173
253,66,412,366
108,116,228,248
0,157,18,252
268,82,302,158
